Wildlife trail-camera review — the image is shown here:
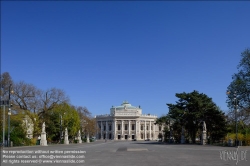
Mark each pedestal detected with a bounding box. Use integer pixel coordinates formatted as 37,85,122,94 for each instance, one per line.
78,137,82,143
86,134,90,143
201,131,207,145
181,135,185,144
40,132,47,146
64,134,69,144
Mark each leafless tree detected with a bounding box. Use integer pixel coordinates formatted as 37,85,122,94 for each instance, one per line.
12,81,39,112
0,72,13,100
75,106,91,117
37,88,69,119
73,106,98,137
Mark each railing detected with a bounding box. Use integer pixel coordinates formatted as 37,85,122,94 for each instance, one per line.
95,113,157,118
141,114,157,118
95,114,112,118
114,112,140,116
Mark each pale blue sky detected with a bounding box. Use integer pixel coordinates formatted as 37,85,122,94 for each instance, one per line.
1,1,250,117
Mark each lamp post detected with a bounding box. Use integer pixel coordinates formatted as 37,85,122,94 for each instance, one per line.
83,120,89,143
169,118,171,143
181,108,188,144
234,91,238,147
7,84,14,147
60,114,62,143
2,105,6,147
227,91,238,147
59,113,65,143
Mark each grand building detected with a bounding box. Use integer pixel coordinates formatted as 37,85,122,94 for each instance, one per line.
95,101,163,140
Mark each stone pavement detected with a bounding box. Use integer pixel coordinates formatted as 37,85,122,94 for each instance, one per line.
1,140,250,166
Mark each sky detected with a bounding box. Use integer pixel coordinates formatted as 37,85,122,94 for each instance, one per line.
1,1,250,117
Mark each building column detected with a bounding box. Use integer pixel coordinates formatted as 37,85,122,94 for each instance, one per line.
144,120,146,140
138,120,140,140
153,121,156,140
121,120,124,140
128,120,131,140
113,120,116,140
101,121,103,139
135,120,138,139
106,121,108,139
149,121,151,140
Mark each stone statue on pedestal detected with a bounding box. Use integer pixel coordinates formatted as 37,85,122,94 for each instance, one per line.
203,121,207,131
40,122,47,146
64,128,69,144
201,121,207,145
77,130,82,143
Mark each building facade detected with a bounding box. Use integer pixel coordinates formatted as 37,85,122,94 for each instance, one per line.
95,101,163,140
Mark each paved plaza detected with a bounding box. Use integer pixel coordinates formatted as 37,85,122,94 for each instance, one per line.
1,140,250,166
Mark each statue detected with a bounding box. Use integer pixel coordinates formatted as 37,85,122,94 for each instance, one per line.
201,121,207,145
65,128,68,134
64,127,69,144
78,130,80,137
78,130,82,143
203,121,207,131
40,122,47,146
42,122,45,133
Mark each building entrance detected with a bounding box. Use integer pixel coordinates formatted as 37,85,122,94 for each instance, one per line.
125,135,128,140
132,135,135,139
118,135,121,139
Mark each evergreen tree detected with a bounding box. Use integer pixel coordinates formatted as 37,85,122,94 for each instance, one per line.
166,90,227,143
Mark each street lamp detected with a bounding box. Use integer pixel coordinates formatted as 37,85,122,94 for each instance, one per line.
227,91,238,147
169,118,171,143
7,84,14,147
181,109,188,144
83,120,89,143
59,112,65,143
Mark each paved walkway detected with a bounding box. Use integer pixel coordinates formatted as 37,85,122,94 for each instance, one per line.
1,140,250,166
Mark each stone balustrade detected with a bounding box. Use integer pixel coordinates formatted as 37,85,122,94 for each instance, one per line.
95,113,157,118
141,114,157,118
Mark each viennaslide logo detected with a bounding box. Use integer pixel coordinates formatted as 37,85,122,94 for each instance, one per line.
220,147,247,165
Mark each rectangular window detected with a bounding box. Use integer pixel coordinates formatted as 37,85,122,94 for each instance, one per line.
147,126,149,130
125,124,128,130
118,124,120,130
104,125,106,131
132,124,135,130
109,125,112,131
141,125,143,130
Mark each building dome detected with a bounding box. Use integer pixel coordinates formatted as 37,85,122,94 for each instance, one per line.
112,101,138,110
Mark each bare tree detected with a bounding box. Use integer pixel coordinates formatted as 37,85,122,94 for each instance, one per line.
37,88,69,118
12,81,39,112
74,106,98,138
0,72,13,100
74,106,92,132
76,106,91,117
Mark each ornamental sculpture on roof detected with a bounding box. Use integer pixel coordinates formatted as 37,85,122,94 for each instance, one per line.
123,100,129,104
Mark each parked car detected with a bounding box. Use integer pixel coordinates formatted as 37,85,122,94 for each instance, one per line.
155,138,162,141
145,138,150,141
90,137,96,142
132,139,137,141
